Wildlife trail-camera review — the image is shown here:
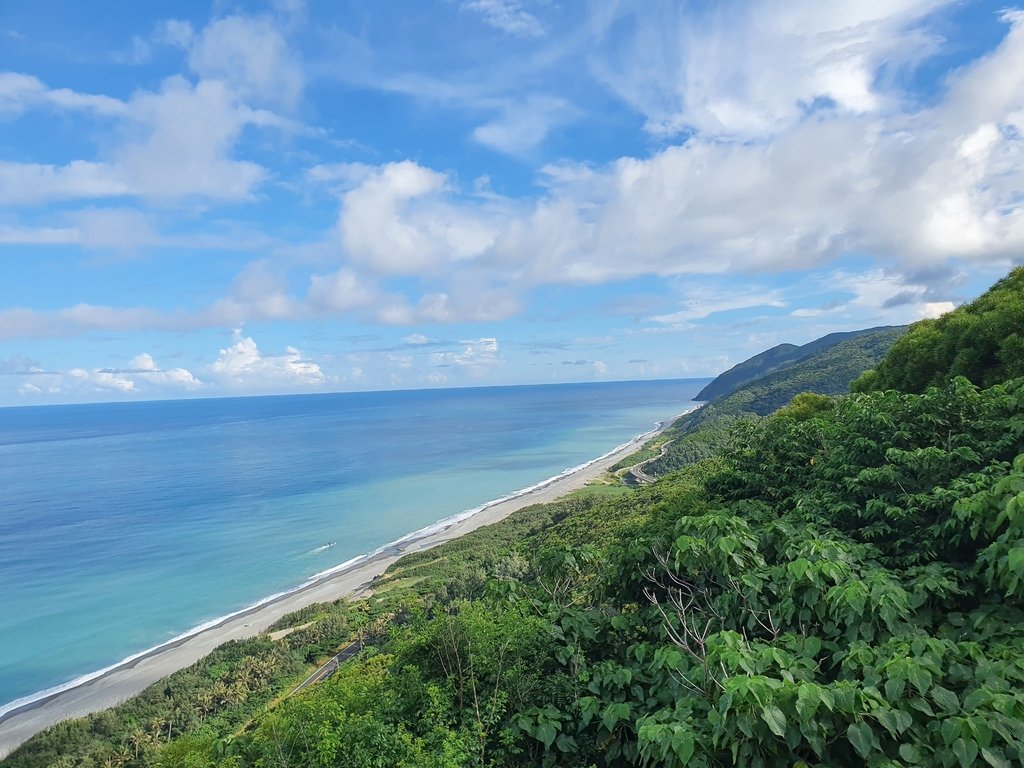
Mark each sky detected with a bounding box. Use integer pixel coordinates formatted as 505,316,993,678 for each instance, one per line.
0,0,1021,405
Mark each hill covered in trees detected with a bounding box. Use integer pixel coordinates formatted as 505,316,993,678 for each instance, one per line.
853,267,1024,394
642,324,906,476
6,269,1024,768
695,326,901,402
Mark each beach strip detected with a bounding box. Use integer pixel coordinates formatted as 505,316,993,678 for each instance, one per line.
0,416,680,758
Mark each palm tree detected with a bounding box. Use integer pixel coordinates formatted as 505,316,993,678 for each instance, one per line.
126,725,147,760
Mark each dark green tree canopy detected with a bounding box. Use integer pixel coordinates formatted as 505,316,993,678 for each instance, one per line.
854,267,1024,394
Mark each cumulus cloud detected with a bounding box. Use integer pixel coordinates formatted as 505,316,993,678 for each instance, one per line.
12,352,202,399
119,353,203,390
210,332,326,387
0,10,304,206
312,10,1024,321
338,161,499,275
431,337,501,376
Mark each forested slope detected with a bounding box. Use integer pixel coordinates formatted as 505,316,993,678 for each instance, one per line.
645,325,905,476
854,267,1024,393
695,326,900,401
6,270,1024,768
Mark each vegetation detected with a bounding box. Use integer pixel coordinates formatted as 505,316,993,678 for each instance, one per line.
6,269,1024,768
695,326,901,402
646,325,905,477
853,267,1024,394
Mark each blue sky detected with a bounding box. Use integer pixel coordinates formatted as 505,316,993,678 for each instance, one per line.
0,0,1021,405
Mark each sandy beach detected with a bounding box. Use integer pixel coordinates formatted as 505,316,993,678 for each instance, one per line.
0,417,677,758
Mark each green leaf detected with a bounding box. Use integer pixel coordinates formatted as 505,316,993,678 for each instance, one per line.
981,746,1010,768
535,722,557,750
899,743,923,764
933,686,959,713
577,696,598,729
942,718,961,747
672,729,695,764
885,676,906,701
555,734,577,753
873,708,900,738
761,705,787,738
601,702,630,733
963,689,989,712
953,737,978,768
908,665,932,695
847,721,874,759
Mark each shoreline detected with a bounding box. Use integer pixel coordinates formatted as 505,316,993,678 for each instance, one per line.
0,410,690,758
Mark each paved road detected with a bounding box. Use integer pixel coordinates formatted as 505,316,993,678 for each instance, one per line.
629,440,673,484
289,640,364,696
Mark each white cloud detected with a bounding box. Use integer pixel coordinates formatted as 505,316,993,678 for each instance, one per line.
211,332,326,387
0,160,130,205
0,72,127,117
650,289,788,324
403,333,430,345
338,161,499,275
0,224,77,244
461,0,545,38
13,352,202,399
68,368,136,392
307,268,377,312
431,337,501,377
471,95,576,156
306,162,376,191
117,76,268,202
155,19,195,48
589,0,950,138
313,11,1024,323
123,353,203,390
0,76,269,204
74,208,159,251
0,11,306,206
187,15,304,107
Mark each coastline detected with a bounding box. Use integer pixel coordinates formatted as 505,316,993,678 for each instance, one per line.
0,410,688,758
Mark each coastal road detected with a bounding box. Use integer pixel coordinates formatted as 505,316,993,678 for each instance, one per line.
629,440,674,484
289,640,363,696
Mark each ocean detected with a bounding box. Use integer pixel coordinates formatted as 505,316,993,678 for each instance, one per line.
0,378,706,714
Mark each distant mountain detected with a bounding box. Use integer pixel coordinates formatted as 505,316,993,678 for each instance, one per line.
647,325,906,475
695,326,902,401
713,326,907,417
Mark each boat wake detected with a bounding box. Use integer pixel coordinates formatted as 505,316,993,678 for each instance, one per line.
307,542,337,555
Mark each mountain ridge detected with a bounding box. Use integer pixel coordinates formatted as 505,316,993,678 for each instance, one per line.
695,325,904,401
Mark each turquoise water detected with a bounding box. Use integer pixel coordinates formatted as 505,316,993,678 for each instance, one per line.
0,379,706,713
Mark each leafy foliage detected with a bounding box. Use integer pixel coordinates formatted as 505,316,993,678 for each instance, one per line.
854,266,1024,393
648,326,904,477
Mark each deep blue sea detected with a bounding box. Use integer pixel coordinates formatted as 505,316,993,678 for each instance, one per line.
0,378,706,712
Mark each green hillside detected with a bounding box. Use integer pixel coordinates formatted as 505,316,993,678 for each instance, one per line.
854,267,1024,393
646,325,905,475
8,270,1024,768
695,326,901,401
693,342,803,401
